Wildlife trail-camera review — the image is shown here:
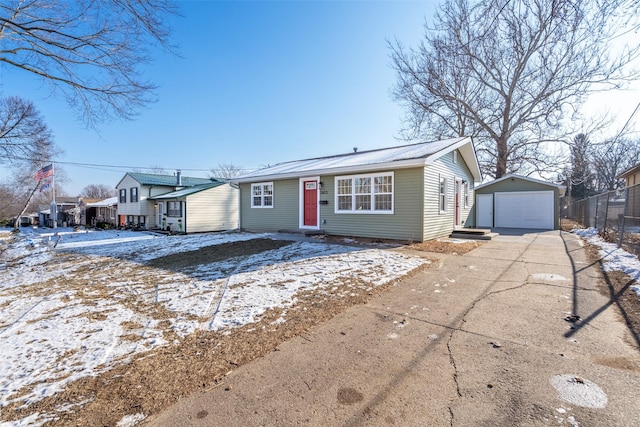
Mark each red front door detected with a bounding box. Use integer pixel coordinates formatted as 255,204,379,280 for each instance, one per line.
303,180,318,227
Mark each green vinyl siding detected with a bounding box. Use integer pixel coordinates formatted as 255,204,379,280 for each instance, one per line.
239,150,477,241
240,179,298,232
423,150,476,240
320,168,424,241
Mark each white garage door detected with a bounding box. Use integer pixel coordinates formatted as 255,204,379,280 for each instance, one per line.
494,191,554,229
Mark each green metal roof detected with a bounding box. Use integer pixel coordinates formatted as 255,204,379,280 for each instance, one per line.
150,182,225,200
126,172,217,187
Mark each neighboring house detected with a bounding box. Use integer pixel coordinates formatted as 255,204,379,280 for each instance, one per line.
474,174,566,230
38,197,82,227
615,164,640,222
115,171,239,233
231,137,481,242
617,163,640,188
84,197,118,227
78,198,101,226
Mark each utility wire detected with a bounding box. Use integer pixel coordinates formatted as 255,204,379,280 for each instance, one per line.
0,154,258,173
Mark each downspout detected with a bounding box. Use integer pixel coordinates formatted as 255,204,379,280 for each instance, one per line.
230,182,241,230
182,199,186,233
148,186,153,228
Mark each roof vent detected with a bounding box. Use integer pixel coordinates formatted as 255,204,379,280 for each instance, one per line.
176,170,182,186
353,147,358,153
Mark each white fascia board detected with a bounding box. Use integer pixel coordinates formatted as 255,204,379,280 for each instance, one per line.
423,137,482,182
423,136,472,165
476,174,567,191
115,173,133,190
231,158,428,183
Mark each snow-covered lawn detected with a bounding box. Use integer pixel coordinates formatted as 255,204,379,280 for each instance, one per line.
0,227,427,426
572,228,640,297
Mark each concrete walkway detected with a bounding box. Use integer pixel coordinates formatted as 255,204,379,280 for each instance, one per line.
146,231,640,426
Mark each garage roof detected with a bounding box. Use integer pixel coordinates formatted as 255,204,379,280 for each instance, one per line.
476,174,566,196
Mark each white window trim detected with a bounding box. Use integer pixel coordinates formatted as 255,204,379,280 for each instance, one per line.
439,175,447,213
298,176,320,229
463,180,470,207
167,201,182,217
334,171,394,214
251,182,274,208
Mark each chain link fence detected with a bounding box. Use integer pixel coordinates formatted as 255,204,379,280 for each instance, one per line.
564,183,640,257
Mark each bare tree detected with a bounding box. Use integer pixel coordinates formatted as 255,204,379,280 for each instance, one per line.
80,184,115,199
0,183,19,224
390,0,640,179
0,171,53,226
0,1,179,127
591,138,640,192
210,163,243,180
567,134,595,200
0,97,55,167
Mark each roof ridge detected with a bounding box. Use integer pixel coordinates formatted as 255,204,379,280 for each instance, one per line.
265,137,465,168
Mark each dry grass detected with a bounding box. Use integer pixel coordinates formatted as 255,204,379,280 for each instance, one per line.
2,236,434,426
408,239,483,255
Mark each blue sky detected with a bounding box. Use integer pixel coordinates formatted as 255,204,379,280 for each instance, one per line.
3,0,638,196
2,1,436,196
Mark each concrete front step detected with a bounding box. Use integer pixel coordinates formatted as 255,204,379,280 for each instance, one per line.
449,231,499,241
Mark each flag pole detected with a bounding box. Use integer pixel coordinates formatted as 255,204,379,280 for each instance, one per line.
52,162,56,228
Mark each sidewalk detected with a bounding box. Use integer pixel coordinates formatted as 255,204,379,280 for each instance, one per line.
146,231,640,426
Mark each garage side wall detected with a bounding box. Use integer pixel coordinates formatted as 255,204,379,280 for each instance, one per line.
475,179,561,229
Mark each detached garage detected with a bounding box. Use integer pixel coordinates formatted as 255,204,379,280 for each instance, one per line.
474,175,566,230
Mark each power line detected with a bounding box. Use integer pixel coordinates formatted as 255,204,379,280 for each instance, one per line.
0,154,258,173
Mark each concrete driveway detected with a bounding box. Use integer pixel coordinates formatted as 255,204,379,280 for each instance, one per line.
146,231,640,426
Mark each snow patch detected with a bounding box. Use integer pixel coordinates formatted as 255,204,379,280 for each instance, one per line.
1,227,426,425
550,374,608,409
531,273,569,282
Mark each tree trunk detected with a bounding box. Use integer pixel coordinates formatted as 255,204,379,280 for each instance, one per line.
13,182,41,232
495,137,508,178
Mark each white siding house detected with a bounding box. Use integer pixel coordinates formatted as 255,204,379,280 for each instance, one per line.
115,172,238,233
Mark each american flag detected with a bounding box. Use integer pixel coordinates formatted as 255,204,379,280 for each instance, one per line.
34,164,53,181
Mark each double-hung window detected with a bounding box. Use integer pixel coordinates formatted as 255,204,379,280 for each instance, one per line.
130,187,138,203
335,172,393,213
119,189,127,203
463,180,469,207
439,176,447,212
167,201,182,217
251,182,274,208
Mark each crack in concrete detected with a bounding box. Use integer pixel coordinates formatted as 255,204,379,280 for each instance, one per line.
346,234,544,426
442,235,544,423
447,331,462,397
